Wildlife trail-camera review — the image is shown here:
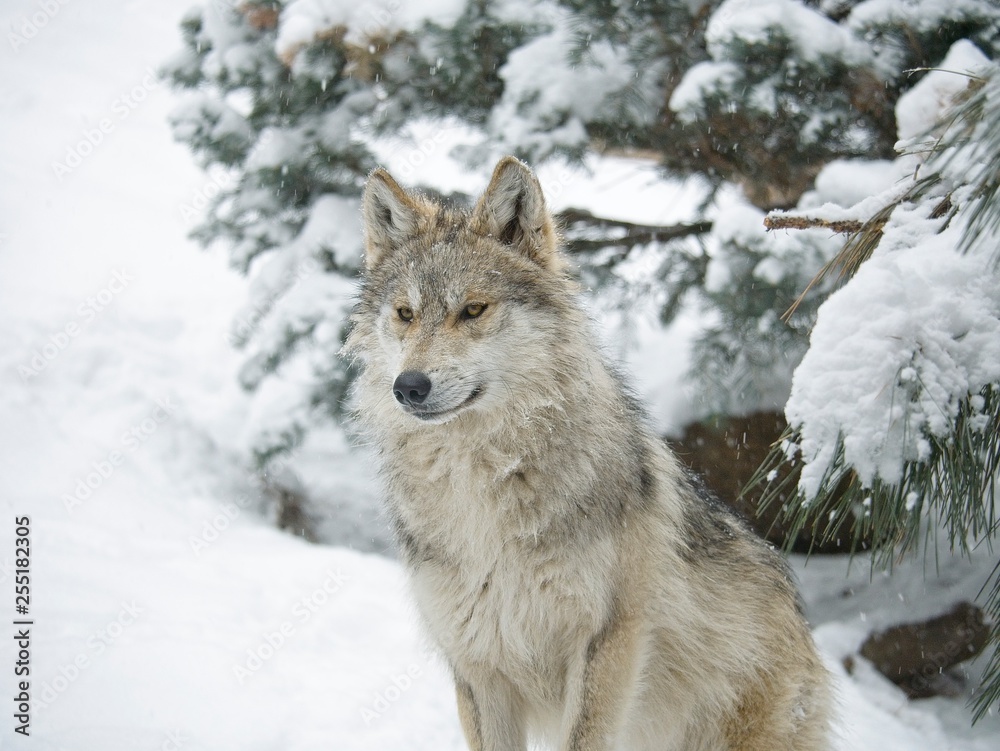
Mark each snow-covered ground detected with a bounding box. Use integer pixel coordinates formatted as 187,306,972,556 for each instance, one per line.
1,2,997,749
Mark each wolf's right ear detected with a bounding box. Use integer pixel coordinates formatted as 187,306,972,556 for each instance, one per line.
471,156,562,271
361,169,425,270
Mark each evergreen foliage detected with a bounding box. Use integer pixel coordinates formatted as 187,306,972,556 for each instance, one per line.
751,60,1000,720
164,0,999,458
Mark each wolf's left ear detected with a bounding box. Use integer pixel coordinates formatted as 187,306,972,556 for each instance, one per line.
361,168,428,270
471,157,562,270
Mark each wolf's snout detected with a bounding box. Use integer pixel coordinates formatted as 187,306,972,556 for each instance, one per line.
393,371,432,406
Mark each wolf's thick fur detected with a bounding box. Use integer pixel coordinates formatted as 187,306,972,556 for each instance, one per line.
344,157,831,750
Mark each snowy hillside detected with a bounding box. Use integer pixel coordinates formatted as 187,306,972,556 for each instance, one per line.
1,2,998,749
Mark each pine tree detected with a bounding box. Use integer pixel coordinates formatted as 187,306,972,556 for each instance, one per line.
163,1,551,462
165,0,999,496
165,3,359,462
752,50,1000,719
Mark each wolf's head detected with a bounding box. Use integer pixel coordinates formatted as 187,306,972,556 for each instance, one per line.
345,157,586,428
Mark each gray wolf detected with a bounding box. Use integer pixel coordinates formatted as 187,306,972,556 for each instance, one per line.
344,157,832,750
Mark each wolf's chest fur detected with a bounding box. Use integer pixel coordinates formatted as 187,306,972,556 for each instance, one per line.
388,434,616,698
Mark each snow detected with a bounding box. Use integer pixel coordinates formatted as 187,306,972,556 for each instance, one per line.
782,43,1000,496
246,126,311,170
669,60,741,121
234,192,361,354
706,0,869,65
704,199,769,292
787,212,1000,494
486,21,637,158
1,2,998,748
895,39,991,143
276,0,466,56
371,119,708,227
847,0,1000,78
805,159,906,213
197,2,270,82
671,0,871,121
771,166,913,228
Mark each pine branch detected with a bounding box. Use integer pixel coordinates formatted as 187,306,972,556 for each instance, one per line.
932,70,1000,265
763,214,873,233
749,62,1000,721
747,388,1000,719
556,207,712,254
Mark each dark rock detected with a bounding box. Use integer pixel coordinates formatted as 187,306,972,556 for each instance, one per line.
860,601,990,699
669,411,855,553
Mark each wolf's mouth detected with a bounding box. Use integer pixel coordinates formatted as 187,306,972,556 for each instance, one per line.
409,385,484,421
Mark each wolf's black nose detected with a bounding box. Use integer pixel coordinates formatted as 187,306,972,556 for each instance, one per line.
393,371,432,406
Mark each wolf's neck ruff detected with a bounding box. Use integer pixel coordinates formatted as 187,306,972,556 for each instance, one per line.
343,157,832,751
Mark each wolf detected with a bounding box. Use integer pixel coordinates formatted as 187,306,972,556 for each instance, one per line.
344,157,832,750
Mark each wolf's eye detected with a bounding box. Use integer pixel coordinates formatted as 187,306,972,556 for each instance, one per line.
461,303,487,320
397,306,414,322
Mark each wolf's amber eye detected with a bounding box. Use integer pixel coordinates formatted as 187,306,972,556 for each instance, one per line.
397,306,414,322
462,303,487,320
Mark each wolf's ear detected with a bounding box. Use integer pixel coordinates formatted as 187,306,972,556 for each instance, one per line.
361,168,426,270
471,157,562,270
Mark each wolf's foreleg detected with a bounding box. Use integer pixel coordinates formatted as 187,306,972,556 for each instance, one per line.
560,614,647,751
455,672,526,751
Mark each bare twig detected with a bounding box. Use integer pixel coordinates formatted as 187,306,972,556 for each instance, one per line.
763,214,877,234
556,207,712,254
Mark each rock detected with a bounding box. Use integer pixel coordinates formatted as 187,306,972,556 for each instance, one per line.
669,411,855,553
860,601,990,698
